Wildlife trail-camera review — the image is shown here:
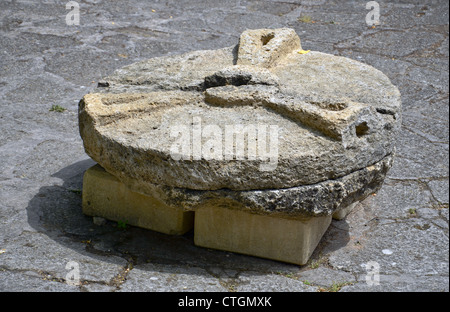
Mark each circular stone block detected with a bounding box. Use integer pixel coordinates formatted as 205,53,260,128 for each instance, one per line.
79,28,401,218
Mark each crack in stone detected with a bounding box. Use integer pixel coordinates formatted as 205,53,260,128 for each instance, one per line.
108,259,135,290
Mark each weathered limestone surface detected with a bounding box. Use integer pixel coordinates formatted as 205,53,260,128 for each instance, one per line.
236,28,302,67
79,28,401,201
333,202,359,221
122,154,394,219
78,28,400,266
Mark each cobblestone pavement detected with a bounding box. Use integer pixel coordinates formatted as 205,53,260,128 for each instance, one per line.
0,0,448,292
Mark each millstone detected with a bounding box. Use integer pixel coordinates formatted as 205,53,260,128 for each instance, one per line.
79,28,401,265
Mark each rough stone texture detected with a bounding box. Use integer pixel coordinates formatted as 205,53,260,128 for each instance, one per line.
236,28,302,67
296,266,357,288
0,0,448,292
234,272,318,292
339,275,449,292
163,154,392,218
428,180,450,205
333,202,359,221
79,153,392,220
79,28,401,193
118,264,227,292
0,270,78,292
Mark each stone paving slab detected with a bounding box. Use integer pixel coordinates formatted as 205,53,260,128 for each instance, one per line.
0,0,448,292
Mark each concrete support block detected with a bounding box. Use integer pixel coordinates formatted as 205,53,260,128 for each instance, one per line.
81,164,360,265
194,206,332,266
82,165,194,235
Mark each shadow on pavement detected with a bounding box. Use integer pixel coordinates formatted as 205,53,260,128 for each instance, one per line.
26,159,351,278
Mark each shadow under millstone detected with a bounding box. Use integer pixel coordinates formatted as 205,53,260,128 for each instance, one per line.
26,159,303,280
308,219,351,267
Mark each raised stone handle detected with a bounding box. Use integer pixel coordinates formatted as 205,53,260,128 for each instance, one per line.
204,84,379,142
236,28,302,68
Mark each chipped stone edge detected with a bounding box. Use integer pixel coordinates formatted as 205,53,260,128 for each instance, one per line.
108,153,394,220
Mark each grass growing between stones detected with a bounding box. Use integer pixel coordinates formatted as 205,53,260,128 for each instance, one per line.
220,281,237,292
319,281,354,292
300,279,354,292
49,105,66,112
298,15,313,23
275,271,353,292
309,257,327,269
117,220,129,230
274,271,298,280
69,188,82,195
